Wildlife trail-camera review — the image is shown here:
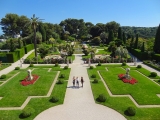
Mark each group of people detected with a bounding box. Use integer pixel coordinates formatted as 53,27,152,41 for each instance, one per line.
72,76,84,88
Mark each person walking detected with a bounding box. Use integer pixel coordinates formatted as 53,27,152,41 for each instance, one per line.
76,77,79,88
81,77,84,87
72,76,75,87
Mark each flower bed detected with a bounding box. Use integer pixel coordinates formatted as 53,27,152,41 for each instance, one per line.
118,74,138,84
21,75,39,86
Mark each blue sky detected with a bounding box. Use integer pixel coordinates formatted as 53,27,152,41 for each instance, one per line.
0,0,160,34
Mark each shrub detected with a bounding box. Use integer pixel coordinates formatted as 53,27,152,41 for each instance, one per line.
92,79,98,83
137,65,142,68
150,72,157,77
15,67,20,70
0,74,6,79
54,63,59,67
127,107,136,116
122,62,126,66
97,94,106,102
59,74,65,78
56,80,64,84
50,96,59,103
64,66,68,69
20,107,34,118
29,64,34,67
91,74,96,78
158,79,160,82
90,66,94,69
98,63,101,66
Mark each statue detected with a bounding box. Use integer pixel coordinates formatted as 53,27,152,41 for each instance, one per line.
27,69,33,81
124,68,130,79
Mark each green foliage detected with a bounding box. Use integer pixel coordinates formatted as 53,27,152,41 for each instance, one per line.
118,27,122,40
98,63,101,66
108,30,114,43
92,79,98,83
153,24,160,54
90,66,94,69
91,74,96,78
122,62,126,66
91,36,101,45
56,80,64,84
141,42,145,52
127,107,136,116
50,96,59,103
97,94,106,102
0,74,6,79
15,67,20,70
29,64,34,67
59,74,65,78
150,72,157,77
137,65,142,68
54,63,59,67
20,107,34,118
134,34,139,49
64,66,68,69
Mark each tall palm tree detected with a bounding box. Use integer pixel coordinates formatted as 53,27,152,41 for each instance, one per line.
30,14,39,58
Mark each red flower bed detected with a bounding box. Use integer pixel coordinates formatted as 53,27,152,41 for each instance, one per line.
21,74,39,86
118,74,138,85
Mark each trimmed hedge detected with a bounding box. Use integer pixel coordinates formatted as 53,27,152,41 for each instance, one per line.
24,44,34,54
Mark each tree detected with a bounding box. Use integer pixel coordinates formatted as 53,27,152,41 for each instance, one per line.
100,32,108,44
141,42,145,52
118,27,122,40
134,34,139,49
30,14,42,58
38,23,46,42
108,30,114,44
130,35,134,48
122,32,126,44
153,24,160,53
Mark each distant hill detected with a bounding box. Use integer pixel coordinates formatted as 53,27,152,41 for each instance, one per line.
121,26,158,39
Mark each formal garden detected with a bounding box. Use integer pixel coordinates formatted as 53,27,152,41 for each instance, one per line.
0,64,70,119
88,64,160,120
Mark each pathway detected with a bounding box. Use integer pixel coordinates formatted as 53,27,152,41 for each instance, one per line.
34,54,127,120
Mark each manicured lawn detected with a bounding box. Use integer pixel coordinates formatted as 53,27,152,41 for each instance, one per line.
96,49,111,55
88,65,160,120
0,66,69,119
0,63,11,71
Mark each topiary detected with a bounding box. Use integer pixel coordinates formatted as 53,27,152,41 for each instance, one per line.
91,74,96,78
98,63,101,66
20,107,34,118
0,74,6,79
59,74,65,78
15,67,20,70
137,65,142,68
54,63,59,67
56,80,64,84
90,66,94,69
122,62,126,66
50,96,59,103
29,64,34,67
127,107,136,116
92,79,98,83
64,66,68,69
150,72,157,77
97,94,106,102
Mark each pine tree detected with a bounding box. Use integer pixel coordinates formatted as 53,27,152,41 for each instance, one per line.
117,27,122,40
141,42,145,52
153,24,160,53
122,32,126,44
108,30,114,43
134,34,138,49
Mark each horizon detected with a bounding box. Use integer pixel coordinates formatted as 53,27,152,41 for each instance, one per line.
0,0,160,35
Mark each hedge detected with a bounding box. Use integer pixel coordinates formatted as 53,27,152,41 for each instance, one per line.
152,54,160,62
24,44,34,54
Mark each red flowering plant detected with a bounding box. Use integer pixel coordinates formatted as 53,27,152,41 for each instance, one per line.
118,74,138,85
21,74,39,86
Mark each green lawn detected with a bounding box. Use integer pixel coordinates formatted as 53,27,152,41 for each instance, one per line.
88,65,160,120
0,63,11,71
0,66,69,120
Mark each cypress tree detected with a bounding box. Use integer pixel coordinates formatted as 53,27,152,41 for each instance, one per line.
122,32,126,44
134,34,139,49
130,35,134,48
153,24,160,53
141,42,145,52
39,23,46,42
108,30,114,43
117,27,122,40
